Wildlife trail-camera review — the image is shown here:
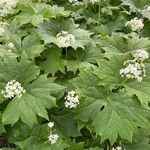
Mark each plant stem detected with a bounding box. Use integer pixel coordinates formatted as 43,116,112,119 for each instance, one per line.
65,47,68,60
98,0,101,23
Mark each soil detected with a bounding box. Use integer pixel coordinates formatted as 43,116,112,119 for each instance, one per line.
0,136,16,148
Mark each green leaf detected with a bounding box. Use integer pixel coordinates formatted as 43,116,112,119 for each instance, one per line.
52,114,80,138
16,136,69,150
3,96,37,125
92,95,136,144
72,68,150,144
93,54,127,89
0,54,39,85
0,113,5,134
9,123,69,150
99,16,126,34
37,18,92,49
21,35,45,59
125,64,150,106
71,29,93,49
124,138,150,150
127,35,150,51
85,147,103,150
121,0,150,12
8,122,49,142
16,2,70,26
1,55,65,126
94,54,150,107
16,3,44,26
17,13,44,26
40,46,63,75
99,33,126,57
66,44,102,73
49,5,70,18
100,33,150,57
4,34,45,59
67,141,84,150
0,148,20,150
71,68,105,122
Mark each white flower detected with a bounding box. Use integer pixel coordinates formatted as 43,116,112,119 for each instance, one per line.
65,90,79,108
0,27,5,36
147,6,150,11
8,42,14,48
0,0,18,16
68,90,76,96
116,147,122,150
48,122,54,128
48,134,59,144
141,6,150,19
56,31,75,48
69,0,78,3
0,22,8,36
8,49,12,52
133,49,149,62
1,80,26,99
69,0,83,5
120,61,146,82
112,146,122,150
90,0,99,4
125,18,144,31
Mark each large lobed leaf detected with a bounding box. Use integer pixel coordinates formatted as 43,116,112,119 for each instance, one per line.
16,2,70,26
36,18,92,50
94,54,150,107
72,68,150,144
0,55,65,126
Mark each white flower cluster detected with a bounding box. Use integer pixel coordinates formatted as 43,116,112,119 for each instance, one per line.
125,17,144,32
112,146,123,150
65,90,79,108
0,0,18,17
133,49,149,62
8,42,14,48
69,0,78,4
8,42,15,52
47,122,59,144
1,80,26,99
69,0,83,5
120,61,145,82
142,6,150,19
48,122,54,128
90,0,99,4
0,22,7,36
0,28,4,36
120,49,149,82
56,31,75,48
48,134,59,144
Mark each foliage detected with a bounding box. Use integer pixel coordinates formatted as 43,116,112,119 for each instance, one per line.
0,0,150,149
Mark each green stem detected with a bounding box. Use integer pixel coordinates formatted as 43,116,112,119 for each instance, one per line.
98,0,101,23
65,47,68,60
105,142,110,150
120,78,128,86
